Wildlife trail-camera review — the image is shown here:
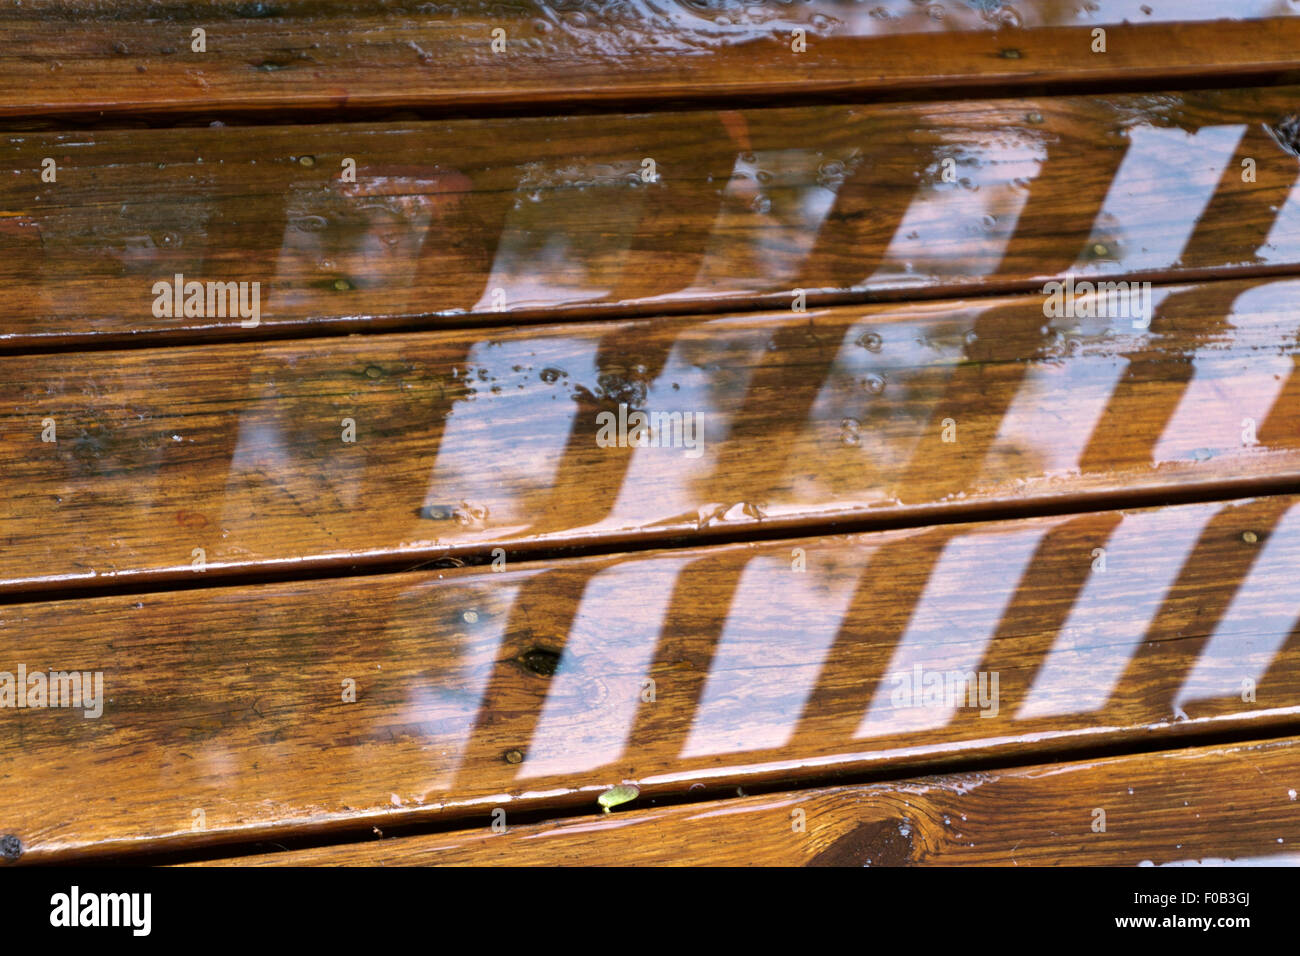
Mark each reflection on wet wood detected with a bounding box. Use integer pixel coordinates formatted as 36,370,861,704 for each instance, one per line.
4,277,1300,594
5,495,1300,861
211,736,1300,866
8,0,1300,873
6,86,1300,345
4,2,1300,119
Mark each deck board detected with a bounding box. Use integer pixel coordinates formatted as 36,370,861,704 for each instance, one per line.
4,277,1300,594
4,3,1300,119
4,495,1300,861
206,736,1300,866
5,86,1300,346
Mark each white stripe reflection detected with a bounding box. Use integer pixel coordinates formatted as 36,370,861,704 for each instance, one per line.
599,319,769,530
418,335,600,538
869,138,1044,287
1256,168,1300,263
472,160,649,311
518,556,689,778
680,554,863,757
857,525,1046,738
399,578,528,792
1154,280,1300,464
1017,505,1216,720
797,310,976,503
668,148,850,299
1176,503,1300,708
984,338,1126,479
1074,124,1245,274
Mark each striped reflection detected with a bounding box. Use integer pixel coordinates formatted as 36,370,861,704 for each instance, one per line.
857,526,1046,738
518,556,689,778
1018,505,1215,719
1176,503,1300,708
680,554,863,757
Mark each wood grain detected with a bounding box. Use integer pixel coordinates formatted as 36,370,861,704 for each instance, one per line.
6,86,1300,346
4,494,1300,861
4,2,1300,119
210,736,1300,866
8,0,1300,874
4,276,1300,594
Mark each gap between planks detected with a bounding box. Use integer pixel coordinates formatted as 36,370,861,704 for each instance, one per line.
183,734,1300,867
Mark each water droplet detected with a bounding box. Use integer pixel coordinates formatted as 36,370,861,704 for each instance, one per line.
856,331,883,352
994,6,1023,28
292,215,328,233
840,418,861,446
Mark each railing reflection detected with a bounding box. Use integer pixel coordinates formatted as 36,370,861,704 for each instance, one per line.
422,495,1300,790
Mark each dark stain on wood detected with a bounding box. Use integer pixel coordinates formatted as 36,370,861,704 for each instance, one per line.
808,819,915,867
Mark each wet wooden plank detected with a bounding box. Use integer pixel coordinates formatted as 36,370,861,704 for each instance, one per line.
6,86,1300,347
212,736,1300,866
4,276,1300,594
5,2,1300,119
5,493,1300,862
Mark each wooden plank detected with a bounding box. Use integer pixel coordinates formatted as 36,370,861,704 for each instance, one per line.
210,736,1300,866
4,276,1300,594
6,86,1300,347
4,3,1300,119
5,494,1300,862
